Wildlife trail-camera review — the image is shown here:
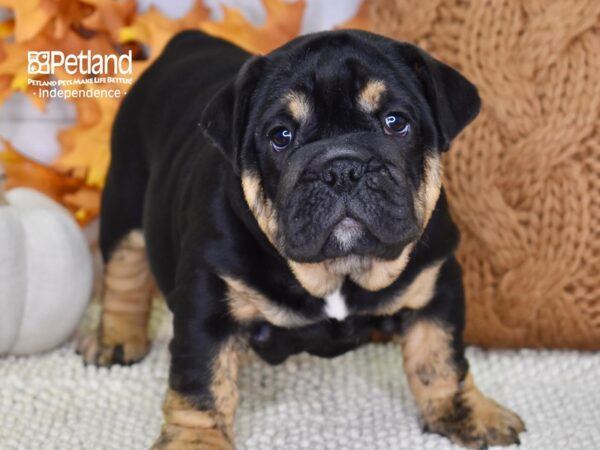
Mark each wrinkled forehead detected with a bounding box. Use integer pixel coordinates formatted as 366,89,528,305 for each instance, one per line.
255,40,421,126
281,80,387,124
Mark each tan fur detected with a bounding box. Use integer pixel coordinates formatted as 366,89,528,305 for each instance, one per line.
78,230,154,366
399,321,525,448
152,340,241,450
400,320,457,411
415,153,443,228
288,261,342,298
223,276,315,327
350,243,414,291
349,154,442,292
240,154,440,299
357,80,386,113
370,260,444,316
285,91,311,123
240,171,279,247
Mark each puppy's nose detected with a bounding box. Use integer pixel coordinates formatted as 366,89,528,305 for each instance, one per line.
322,159,365,191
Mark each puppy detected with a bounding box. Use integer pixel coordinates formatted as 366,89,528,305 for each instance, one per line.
79,30,525,449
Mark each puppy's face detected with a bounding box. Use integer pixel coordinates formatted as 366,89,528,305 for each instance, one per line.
202,31,480,264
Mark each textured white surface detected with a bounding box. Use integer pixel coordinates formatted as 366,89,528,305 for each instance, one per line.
1,301,599,450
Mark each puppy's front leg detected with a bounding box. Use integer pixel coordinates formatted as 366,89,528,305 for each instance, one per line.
398,259,525,449
152,277,240,450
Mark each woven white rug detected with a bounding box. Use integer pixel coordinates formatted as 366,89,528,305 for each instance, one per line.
1,302,599,450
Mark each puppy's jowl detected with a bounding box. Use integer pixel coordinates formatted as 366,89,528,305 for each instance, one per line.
80,30,525,449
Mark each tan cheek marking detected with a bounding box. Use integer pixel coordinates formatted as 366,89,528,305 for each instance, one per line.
241,171,279,247
222,276,315,327
349,153,441,292
370,260,444,316
156,340,241,449
357,79,387,113
285,91,311,123
241,171,344,299
415,152,443,228
350,243,414,291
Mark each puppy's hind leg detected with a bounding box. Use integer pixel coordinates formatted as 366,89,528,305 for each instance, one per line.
78,119,153,366
79,229,154,366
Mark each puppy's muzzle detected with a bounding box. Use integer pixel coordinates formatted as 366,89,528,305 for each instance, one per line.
321,158,365,193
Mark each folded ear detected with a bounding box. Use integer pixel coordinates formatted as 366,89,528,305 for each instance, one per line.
399,44,481,151
200,56,265,173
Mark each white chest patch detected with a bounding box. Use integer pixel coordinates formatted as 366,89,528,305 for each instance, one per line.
324,288,348,321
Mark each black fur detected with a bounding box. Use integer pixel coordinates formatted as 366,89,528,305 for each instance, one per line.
101,29,480,408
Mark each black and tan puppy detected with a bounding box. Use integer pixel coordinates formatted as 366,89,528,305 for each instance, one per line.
79,29,525,449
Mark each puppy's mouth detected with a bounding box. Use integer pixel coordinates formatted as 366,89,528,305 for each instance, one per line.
282,205,419,262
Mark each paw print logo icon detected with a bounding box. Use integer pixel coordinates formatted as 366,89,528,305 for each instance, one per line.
28,51,51,74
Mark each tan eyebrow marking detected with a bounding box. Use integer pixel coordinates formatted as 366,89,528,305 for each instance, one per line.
357,79,387,113
284,91,311,123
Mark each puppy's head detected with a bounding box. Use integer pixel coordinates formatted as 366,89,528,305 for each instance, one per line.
201,30,480,263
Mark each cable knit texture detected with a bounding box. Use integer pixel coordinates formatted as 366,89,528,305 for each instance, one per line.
369,0,600,349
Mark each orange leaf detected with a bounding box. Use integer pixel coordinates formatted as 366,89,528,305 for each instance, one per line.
0,140,100,224
79,0,137,44
199,0,305,54
54,92,118,187
0,0,54,42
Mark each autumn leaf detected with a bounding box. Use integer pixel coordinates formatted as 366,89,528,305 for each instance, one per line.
54,92,117,187
0,0,53,42
0,33,52,110
119,1,210,65
199,0,305,54
0,140,100,224
0,0,369,225
80,0,137,44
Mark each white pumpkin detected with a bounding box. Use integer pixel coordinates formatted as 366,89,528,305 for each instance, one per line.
0,168,93,355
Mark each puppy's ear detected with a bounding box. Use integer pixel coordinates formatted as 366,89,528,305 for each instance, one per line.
400,44,481,151
200,56,264,173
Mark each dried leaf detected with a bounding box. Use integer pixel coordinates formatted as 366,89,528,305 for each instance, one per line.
0,140,100,224
199,0,305,54
54,93,117,187
0,0,370,225
0,0,54,42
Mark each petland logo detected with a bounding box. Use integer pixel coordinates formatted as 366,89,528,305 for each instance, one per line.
28,50,132,76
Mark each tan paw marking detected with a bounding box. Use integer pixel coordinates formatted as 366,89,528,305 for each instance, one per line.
77,329,149,367
401,321,525,449
424,374,525,449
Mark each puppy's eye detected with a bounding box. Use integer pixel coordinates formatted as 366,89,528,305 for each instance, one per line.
269,127,294,151
383,113,410,136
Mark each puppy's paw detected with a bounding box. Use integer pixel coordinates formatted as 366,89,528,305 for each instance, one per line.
425,392,525,449
76,331,149,367
151,426,233,450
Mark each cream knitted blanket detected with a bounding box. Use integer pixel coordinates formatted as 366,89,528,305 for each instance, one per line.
1,303,599,450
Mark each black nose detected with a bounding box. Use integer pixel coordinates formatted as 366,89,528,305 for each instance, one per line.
322,159,365,191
